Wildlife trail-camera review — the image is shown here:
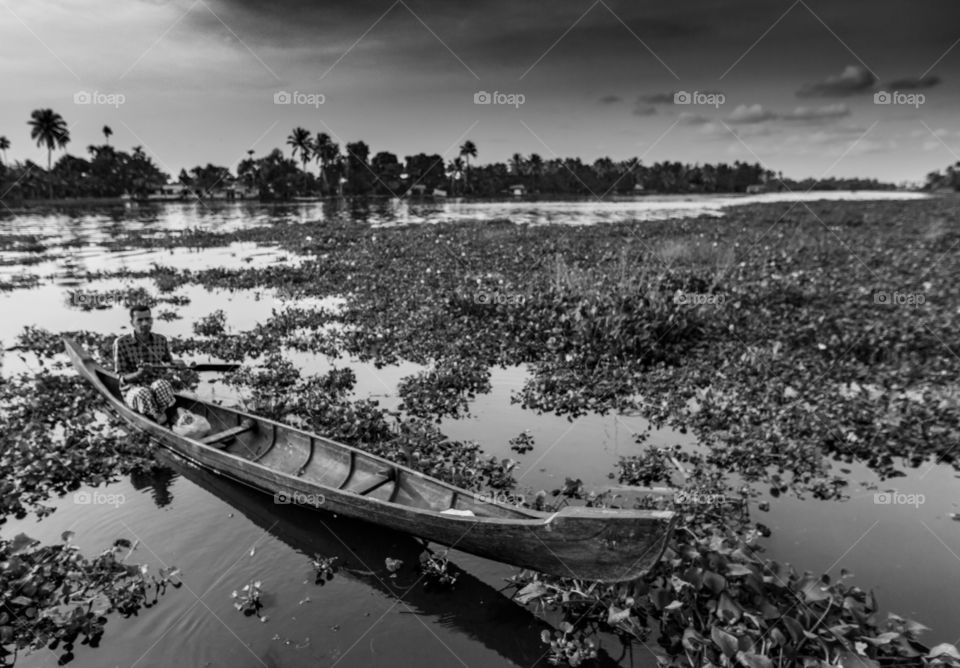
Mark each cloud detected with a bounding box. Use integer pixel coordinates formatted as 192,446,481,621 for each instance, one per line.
797,65,877,98
639,92,676,104
725,103,849,124
727,104,777,124
633,104,658,116
678,111,711,125
885,75,941,90
599,94,622,104
781,103,850,121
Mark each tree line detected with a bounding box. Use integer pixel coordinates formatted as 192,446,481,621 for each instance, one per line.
0,110,896,202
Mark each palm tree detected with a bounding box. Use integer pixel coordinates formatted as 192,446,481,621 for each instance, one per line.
286,127,312,192
510,153,526,179
459,140,477,191
448,157,464,195
28,109,70,198
313,133,332,193
528,153,543,192
102,125,113,146
28,109,70,171
0,136,9,166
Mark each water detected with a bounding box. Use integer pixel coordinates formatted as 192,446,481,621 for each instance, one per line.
1,193,956,667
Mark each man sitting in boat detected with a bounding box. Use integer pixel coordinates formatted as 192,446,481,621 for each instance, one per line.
113,304,185,426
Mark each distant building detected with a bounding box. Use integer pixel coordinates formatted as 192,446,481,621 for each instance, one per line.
746,184,767,194
225,184,259,200
139,183,190,201
433,188,448,197
507,184,526,196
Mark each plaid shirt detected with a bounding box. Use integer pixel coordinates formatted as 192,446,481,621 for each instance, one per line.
114,332,172,388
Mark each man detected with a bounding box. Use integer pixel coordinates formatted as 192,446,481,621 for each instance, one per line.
114,304,185,425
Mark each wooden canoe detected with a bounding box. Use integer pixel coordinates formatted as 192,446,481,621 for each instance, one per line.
64,337,677,582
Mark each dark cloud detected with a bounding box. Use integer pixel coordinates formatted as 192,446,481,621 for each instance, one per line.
639,92,677,104
796,65,877,98
599,94,623,104
885,75,941,90
633,104,658,116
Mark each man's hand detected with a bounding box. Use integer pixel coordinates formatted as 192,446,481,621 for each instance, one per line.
126,367,146,383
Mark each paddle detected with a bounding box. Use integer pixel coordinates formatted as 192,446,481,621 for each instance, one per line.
147,363,241,372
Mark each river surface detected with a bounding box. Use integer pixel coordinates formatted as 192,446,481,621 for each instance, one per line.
1,192,957,668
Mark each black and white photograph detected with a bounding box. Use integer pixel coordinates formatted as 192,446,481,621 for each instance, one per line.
2,1,960,666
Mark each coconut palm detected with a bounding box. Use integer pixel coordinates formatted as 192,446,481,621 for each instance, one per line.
102,125,113,146
28,109,70,171
28,109,70,198
0,136,9,166
312,132,332,193
528,153,543,192
286,127,312,192
459,140,477,191
448,157,464,195
510,153,526,178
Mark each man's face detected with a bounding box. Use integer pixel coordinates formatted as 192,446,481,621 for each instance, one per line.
131,309,153,336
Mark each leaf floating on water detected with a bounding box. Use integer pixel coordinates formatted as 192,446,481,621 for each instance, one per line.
385,558,402,573
250,547,256,557
61,531,75,543
10,533,39,555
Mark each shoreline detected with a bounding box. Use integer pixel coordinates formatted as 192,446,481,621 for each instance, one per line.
0,188,936,211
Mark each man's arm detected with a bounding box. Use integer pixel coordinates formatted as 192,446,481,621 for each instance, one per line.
161,336,185,367
114,337,144,383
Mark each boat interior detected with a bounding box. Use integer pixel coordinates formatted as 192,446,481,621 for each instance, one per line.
97,367,532,521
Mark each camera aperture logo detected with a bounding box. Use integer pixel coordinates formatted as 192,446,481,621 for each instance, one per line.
74,90,126,108
873,492,924,508
674,90,725,108
474,91,525,108
274,490,325,507
873,91,925,108
73,490,125,508
274,91,326,108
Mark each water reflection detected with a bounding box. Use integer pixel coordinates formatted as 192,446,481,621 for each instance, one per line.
152,449,622,667
129,465,178,508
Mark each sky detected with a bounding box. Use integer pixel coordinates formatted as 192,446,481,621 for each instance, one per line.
2,0,959,184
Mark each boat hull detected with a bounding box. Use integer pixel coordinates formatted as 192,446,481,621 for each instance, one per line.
64,338,676,581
